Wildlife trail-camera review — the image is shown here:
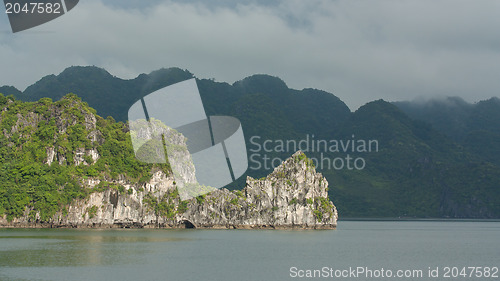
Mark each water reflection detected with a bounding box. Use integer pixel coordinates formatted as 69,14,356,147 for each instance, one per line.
0,229,189,267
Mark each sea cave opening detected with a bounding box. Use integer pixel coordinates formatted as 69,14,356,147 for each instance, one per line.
181,220,196,229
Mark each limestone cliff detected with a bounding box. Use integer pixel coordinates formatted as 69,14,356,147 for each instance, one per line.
181,151,337,229
1,151,337,229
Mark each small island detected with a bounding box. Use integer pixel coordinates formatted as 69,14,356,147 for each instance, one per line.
0,95,337,229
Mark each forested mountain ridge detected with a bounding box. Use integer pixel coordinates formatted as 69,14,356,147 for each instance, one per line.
2,66,500,218
15,66,194,122
327,100,500,217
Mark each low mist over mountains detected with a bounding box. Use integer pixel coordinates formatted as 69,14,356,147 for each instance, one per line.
394,97,500,166
2,66,499,218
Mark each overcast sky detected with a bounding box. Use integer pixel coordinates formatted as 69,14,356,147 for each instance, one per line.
1,0,499,110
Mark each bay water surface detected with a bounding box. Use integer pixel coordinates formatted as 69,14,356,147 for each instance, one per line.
0,221,499,281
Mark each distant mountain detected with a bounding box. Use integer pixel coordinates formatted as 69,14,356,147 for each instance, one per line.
393,97,500,166
393,97,473,141
18,66,194,122
325,100,500,217
2,67,500,218
0,85,22,97
14,66,352,133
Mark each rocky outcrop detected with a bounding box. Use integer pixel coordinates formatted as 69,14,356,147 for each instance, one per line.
0,151,338,229
0,94,337,229
181,151,337,229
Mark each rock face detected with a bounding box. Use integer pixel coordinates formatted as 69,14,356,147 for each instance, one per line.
128,118,203,199
182,151,337,229
0,151,338,229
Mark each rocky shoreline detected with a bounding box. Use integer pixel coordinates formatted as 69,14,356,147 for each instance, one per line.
0,222,336,229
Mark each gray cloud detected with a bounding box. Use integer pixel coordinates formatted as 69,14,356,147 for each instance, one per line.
0,0,499,110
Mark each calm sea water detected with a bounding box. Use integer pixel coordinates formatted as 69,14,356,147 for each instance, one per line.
0,221,499,281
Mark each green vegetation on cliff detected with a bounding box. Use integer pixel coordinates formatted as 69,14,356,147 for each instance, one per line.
0,94,169,221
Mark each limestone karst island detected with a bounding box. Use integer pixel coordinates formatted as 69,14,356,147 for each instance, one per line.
0,94,337,229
